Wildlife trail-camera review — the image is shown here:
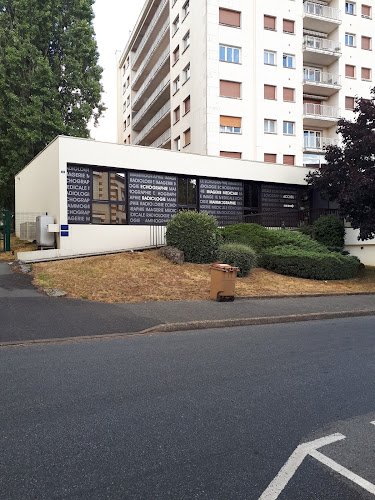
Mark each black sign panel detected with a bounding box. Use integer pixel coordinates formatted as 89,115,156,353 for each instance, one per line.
199,178,243,220
67,165,91,223
128,172,178,225
261,184,298,212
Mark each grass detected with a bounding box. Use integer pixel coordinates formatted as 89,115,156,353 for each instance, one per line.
31,249,375,303
0,235,38,262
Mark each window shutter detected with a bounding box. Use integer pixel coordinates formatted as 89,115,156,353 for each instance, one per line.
345,65,355,77
283,19,294,33
184,129,191,146
264,15,276,30
362,36,371,50
362,67,371,80
220,151,242,159
219,8,241,27
184,96,190,113
345,96,355,109
264,85,276,99
220,80,241,98
362,5,371,17
264,154,276,163
283,155,295,166
283,87,294,101
220,116,241,127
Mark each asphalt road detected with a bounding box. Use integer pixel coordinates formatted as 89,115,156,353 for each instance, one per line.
1,316,375,499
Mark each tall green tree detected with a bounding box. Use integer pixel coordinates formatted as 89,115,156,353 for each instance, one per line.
306,89,375,241
0,0,105,209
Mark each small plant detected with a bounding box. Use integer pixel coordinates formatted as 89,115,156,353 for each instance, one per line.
313,215,345,251
166,211,221,263
218,243,257,277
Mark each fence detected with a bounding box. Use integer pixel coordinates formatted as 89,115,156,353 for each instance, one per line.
0,210,11,252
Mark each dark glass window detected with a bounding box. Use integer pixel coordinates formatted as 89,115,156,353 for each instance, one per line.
92,170,126,224
178,177,197,209
244,182,259,215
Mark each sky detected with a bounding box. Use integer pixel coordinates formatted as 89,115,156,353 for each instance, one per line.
89,0,145,143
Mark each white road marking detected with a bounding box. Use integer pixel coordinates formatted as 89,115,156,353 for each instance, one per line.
309,449,375,495
370,421,375,426
259,433,345,500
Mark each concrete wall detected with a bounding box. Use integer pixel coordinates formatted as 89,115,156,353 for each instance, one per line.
345,228,375,266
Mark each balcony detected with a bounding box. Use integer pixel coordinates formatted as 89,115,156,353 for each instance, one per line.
303,2,341,33
303,135,339,152
150,128,171,149
303,36,341,65
303,70,341,96
303,103,340,128
134,100,171,146
132,76,170,131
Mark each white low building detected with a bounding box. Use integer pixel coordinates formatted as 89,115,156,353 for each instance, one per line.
15,135,375,265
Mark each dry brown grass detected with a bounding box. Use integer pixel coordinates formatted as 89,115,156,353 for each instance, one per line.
0,235,38,262
31,249,375,303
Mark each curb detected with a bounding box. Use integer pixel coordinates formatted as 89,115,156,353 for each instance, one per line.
1,309,374,349
235,292,375,300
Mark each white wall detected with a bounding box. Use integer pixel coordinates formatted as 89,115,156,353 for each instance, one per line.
345,228,375,266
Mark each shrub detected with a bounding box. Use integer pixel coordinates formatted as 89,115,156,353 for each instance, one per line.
260,245,360,280
220,223,278,255
297,223,314,238
313,215,345,250
166,211,221,263
218,243,257,277
270,229,329,253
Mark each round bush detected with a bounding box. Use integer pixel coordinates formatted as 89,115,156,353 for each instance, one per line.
166,211,221,263
313,215,345,250
218,243,257,277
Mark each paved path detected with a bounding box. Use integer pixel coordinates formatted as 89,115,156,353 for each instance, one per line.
1,261,375,344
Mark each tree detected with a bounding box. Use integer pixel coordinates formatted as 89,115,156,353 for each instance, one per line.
306,88,375,241
0,0,105,210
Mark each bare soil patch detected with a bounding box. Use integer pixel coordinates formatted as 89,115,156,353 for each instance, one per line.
31,249,375,303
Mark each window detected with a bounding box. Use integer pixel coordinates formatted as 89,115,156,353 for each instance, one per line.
345,2,355,14
174,136,181,151
126,96,130,107
362,67,371,80
183,63,190,83
345,33,355,46
303,154,327,168
127,115,130,127
183,95,190,114
178,177,196,209
173,15,179,34
219,8,241,27
283,155,295,166
264,84,276,100
283,19,295,33
345,64,355,78
122,83,126,95
264,119,276,134
283,87,295,102
304,130,321,149
174,106,180,123
92,170,126,225
173,76,180,94
264,153,276,163
173,45,179,64
220,115,241,134
362,5,371,18
183,128,191,147
183,31,190,51
361,36,371,50
123,120,126,132
220,151,242,159
219,44,240,63
264,15,276,30
283,54,295,68
345,96,355,109
182,0,189,19
128,135,130,144
220,80,241,98
283,121,295,135
126,76,130,88
264,50,276,65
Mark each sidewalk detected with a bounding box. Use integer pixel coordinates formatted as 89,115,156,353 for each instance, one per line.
1,262,375,345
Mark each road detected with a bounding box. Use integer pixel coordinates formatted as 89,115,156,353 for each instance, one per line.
1,316,375,499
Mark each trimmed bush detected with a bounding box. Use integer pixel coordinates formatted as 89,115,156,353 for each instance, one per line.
313,215,345,250
166,211,221,263
270,229,329,253
297,223,314,238
218,243,257,277
260,245,360,280
220,223,278,255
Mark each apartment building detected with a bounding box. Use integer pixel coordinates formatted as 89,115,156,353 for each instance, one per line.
117,0,375,168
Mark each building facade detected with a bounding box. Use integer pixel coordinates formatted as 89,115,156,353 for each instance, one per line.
117,0,375,167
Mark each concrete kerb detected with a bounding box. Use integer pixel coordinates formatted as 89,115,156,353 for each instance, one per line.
1,309,375,349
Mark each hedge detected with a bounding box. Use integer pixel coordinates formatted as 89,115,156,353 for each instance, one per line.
220,223,278,255
218,243,257,277
313,215,345,250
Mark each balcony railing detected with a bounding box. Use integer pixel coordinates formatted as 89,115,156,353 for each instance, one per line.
303,35,341,53
150,128,171,149
132,0,169,69
304,136,339,150
303,103,340,119
303,70,341,86
133,47,170,106
134,100,171,145
303,2,341,21
132,19,169,89
132,76,170,127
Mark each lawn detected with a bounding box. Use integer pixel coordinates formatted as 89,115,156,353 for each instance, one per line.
31,249,375,303
0,235,37,262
